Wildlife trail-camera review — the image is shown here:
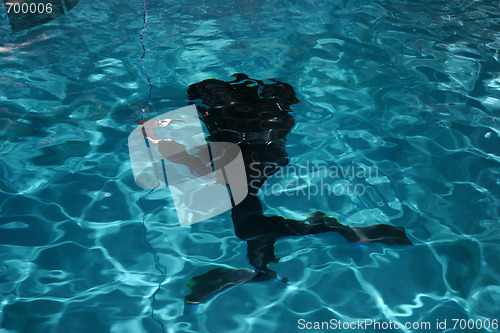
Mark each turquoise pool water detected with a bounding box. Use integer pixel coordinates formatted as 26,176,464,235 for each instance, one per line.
1,0,499,332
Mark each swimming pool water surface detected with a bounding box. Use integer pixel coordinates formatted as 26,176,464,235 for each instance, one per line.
0,0,499,332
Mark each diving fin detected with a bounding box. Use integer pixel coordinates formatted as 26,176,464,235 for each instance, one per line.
184,267,257,304
306,212,413,245
348,224,413,245
324,216,413,245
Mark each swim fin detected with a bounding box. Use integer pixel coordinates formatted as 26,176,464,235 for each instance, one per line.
305,212,413,245
184,267,257,304
347,224,413,245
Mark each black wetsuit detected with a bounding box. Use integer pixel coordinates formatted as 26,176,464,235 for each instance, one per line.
187,74,412,281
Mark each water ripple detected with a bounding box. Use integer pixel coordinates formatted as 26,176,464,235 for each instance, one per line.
1,0,499,332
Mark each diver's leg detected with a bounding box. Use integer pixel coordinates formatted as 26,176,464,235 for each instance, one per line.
246,236,280,281
269,212,413,245
231,195,276,239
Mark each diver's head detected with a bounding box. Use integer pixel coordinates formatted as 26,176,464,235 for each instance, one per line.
261,81,301,108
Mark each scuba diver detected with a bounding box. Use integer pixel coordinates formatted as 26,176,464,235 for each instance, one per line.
180,74,412,303
137,74,412,303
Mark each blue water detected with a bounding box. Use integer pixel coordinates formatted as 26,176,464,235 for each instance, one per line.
1,0,499,332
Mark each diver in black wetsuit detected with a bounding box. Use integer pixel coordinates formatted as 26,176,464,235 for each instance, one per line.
184,74,412,303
